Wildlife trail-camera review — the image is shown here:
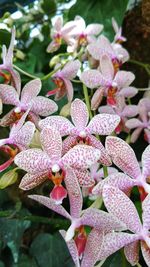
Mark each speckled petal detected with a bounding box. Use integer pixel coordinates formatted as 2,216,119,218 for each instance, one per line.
19,172,48,190
106,136,141,179
54,17,63,32
81,229,103,267
71,98,89,129
74,169,95,187
62,136,77,155
118,87,138,98
21,79,41,104
100,54,114,80
87,114,120,135
81,208,126,232
60,230,80,267
61,60,81,80
91,87,104,111
80,70,104,89
65,167,82,218
62,145,101,169
122,105,138,117
63,78,74,102
124,240,140,266
141,241,150,266
142,145,150,178
85,23,103,35
115,71,135,88
13,121,35,148
40,127,62,161
130,128,143,143
88,135,111,166
0,109,15,127
29,194,71,220
14,148,51,174
125,118,143,129
98,232,139,260
39,116,74,136
31,96,58,116
103,186,142,233
0,84,19,105
93,173,135,196
142,194,150,230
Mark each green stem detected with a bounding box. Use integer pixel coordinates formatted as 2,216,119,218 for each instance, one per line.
83,83,93,119
129,59,150,76
13,64,38,79
94,259,106,267
103,165,108,178
121,248,127,267
41,64,65,81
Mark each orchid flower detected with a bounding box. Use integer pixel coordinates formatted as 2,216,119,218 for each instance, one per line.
46,17,77,53
93,136,150,200
81,54,137,109
14,127,101,204
112,17,127,44
87,35,129,69
99,97,138,134
39,98,121,168
60,228,104,267
126,98,150,143
28,168,125,243
46,60,81,102
0,78,58,127
67,16,103,52
98,186,150,267
0,110,35,172
0,27,21,93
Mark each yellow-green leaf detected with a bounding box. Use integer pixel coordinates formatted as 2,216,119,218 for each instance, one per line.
0,169,18,189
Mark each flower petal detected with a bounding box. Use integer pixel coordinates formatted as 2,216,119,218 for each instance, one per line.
130,128,143,143
29,194,71,220
81,208,126,232
80,70,103,89
125,118,143,129
142,194,150,230
103,186,142,233
65,167,82,218
106,136,141,179
59,230,80,267
124,240,140,265
31,96,58,116
87,114,120,135
13,121,35,148
91,87,104,111
141,241,150,266
19,172,48,190
71,98,89,129
39,115,74,136
0,109,15,127
142,145,150,178
122,105,138,117
74,169,95,187
40,127,62,161
100,54,114,80
14,148,51,174
54,17,63,32
118,87,138,98
98,232,139,260
63,78,74,102
85,24,103,35
0,84,19,105
62,144,101,169
62,136,77,155
93,173,135,196
61,60,81,80
115,71,135,88
21,79,41,104
81,229,103,267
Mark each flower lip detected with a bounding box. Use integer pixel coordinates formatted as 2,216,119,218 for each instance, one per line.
14,107,21,113
79,130,87,138
51,163,60,173
112,81,118,87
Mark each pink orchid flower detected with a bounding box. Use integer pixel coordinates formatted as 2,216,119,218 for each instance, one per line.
81,54,137,109
0,78,58,127
93,136,150,200
0,110,35,172
99,186,150,267
46,60,81,102
60,228,104,267
39,98,121,168
87,35,129,69
67,16,103,52
46,17,77,53
99,97,138,134
28,168,125,243
126,98,150,143
14,127,101,204
0,27,21,93
112,17,127,44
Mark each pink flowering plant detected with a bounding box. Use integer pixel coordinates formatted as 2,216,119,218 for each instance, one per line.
0,2,150,266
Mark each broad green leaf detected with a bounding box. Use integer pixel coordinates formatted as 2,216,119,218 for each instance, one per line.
30,233,74,267
12,254,38,267
69,0,129,40
0,261,5,267
0,169,18,189
41,0,57,15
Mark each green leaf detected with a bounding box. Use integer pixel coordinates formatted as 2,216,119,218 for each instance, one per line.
41,0,56,15
69,0,129,40
0,29,11,47
0,209,31,263
12,254,38,267
30,233,74,267
0,261,5,267
0,169,18,189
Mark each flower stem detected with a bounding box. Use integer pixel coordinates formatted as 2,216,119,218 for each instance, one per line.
103,165,108,178
83,83,93,119
129,59,150,76
121,248,127,267
13,64,38,79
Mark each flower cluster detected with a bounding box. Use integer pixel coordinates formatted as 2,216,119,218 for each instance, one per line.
0,16,150,267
